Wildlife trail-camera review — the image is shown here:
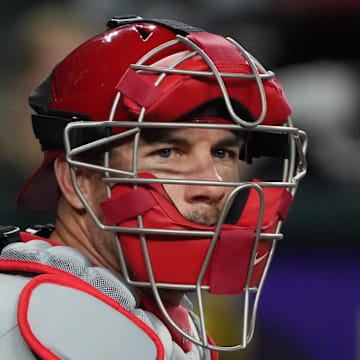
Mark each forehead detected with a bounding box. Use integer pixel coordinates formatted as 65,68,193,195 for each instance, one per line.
139,127,240,145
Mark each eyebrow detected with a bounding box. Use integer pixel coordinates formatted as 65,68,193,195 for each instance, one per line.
140,129,190,146
214,135,242,148
140,128,243,148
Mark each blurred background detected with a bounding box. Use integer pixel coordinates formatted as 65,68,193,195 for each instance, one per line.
0,1,359,359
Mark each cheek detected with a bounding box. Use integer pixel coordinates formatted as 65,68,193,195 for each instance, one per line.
162,184,184,207
87,176,108,216
110,143,135,172
216,161,242,182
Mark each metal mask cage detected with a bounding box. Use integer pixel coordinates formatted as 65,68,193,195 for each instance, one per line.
63,33,308,352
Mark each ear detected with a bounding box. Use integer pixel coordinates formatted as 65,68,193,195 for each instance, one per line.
53,156,88,210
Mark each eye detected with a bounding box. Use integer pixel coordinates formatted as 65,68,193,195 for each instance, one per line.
213,149,235,159
156,148,172,158
214,149,226,159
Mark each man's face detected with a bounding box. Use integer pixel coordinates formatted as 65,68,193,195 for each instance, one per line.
83,127,243,297
110,127,242,226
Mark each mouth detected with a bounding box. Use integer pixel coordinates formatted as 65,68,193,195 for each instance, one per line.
183,207,222,227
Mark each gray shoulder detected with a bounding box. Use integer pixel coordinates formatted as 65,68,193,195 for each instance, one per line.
0,273,38,359
0,272,163,360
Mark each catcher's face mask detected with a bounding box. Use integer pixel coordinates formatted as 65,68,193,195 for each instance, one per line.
22,17,308,352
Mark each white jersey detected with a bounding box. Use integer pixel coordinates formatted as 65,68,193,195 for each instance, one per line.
0,238,214,360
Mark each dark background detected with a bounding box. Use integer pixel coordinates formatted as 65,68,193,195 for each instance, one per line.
1,1,359,359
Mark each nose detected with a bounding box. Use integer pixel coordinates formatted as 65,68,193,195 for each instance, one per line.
183,156,227,205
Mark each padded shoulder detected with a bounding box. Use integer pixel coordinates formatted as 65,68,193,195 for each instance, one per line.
18,274,164,360
0,241,165,359
0,240,137,311
0,240,209,359
0,273,38,359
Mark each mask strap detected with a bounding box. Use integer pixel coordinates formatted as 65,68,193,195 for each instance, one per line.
209,228,255,295
100,187,155,225
116,68,164,108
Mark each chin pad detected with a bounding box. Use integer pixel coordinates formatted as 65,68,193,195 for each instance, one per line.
100,174,292,294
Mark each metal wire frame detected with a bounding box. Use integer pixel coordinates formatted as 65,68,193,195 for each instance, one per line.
63,32,308,352
64,120,303,350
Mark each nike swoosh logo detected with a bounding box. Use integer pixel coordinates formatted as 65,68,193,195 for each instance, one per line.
254,252,269,265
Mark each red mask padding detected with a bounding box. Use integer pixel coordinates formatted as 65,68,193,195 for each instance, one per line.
120,32,292,126
100,174,292,295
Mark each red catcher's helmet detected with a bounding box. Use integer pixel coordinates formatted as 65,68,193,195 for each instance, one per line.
18,16,308,353
18,17,191,211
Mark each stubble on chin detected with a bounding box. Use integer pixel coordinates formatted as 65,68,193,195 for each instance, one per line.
184,207,222,227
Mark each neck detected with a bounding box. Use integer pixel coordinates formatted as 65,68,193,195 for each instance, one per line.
50,197,121,272
50,198,184,307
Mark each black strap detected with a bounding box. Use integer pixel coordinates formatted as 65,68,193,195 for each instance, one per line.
106,15,205,35
0,225,22,253
25,224,55,238
32,110,111,151
28,72,54,114
239,132,289,163
179,97,289,162
0,224,57,254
